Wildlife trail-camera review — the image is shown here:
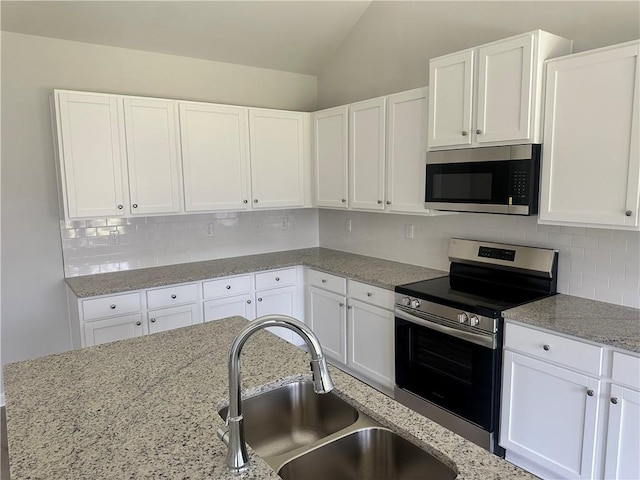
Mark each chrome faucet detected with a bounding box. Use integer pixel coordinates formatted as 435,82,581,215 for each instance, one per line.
218,315,334,470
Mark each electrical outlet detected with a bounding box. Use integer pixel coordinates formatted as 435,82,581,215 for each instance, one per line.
206,223,214,237
346,219,352,232
405,224,414,239
109,230,119,245
254,221,262,234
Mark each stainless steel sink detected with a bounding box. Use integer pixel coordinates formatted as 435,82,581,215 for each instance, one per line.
278,427,458,480
218,381,359,459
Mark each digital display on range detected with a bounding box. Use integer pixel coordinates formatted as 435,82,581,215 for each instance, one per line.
478,246,516,261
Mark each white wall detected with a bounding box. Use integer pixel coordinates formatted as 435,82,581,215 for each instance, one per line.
316,1,640,108
319,210,640,308
0,32,318,377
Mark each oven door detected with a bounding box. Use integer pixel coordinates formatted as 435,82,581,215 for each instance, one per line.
395,308,499,431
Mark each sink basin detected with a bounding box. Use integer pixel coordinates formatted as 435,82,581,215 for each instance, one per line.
218,381,359,458
278,427,458,480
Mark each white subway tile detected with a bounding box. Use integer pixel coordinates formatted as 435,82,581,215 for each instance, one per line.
568,284,596,299
597,236,628,252
559,246,585,260
596,263,625,280
561,226,586,236
87,219,107,228
594,289,623,305
570,258,597,275
548,232,573,246
584,248,612,264
523,231,548,245
585,228,614,238
622,292,640,308
572,235,599,249
582,273,610,289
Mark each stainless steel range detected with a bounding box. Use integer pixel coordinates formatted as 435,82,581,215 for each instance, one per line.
394,239,558,455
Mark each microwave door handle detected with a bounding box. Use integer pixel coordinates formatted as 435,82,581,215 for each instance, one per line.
395,308,495,349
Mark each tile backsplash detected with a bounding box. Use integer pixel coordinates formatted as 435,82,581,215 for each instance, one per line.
61,209,319,277
319,210,640,308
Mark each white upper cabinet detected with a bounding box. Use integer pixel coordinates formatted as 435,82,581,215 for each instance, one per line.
539,40,640,230
179,102,251,211
312,106,349,209
349,97,386,210
249,109,308,209
56,91,126,218
123,98,181,215
386,88,429,213
428,30,572,150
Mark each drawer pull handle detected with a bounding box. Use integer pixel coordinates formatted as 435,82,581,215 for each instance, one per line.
132,203,138,209
339,302,345,307
611,397,619,404
258,298,262,302
171,294,177,299
543,344,550,351
322,279,327,283
246,300,251,304
347,305,352,310
110,304,116,309
625,210,632,216
150,318,156,323
243,200,248,204
367,292,373,297
275,277,280,281
461,130,468,136
135,321,141,326
586,389,594,397
226,285,231,290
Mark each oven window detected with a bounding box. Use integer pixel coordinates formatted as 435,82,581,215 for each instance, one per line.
432,173,493,201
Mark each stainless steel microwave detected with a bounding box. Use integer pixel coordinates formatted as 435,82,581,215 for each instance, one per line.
425,144,541,215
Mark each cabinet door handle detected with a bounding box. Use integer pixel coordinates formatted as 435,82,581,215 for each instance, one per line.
377,200,382,204
254,199,259,203
586,389,594,397
341,199,346,203
117,205,123,210
150,318,156,323
275,277,280,282
258,298,262,302
171,294,177,299
135,321,141,326
461,131,468,136
347,305,352,310
339,302,345,307
321,279,327,283
132,204,138,209
243,200,248,204
476,129,483,135
626,210,632,216
367,292,373,297
543,344,550,351
246,300,251,304
226,285,231,290
110,304,117,309
611,397,619,404
386,201,391,205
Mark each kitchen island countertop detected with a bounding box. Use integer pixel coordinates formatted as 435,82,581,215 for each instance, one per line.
3,316,536,480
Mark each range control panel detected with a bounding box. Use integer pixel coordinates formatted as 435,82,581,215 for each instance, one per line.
478,246,516,262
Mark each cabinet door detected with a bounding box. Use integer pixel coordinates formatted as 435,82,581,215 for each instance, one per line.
123,98,181,215
349,97,386,210
386,88,428,213
56,92,126,218
179,102,251,211
475,34,533,144
312,106,349,208
428,50,474,149
147,304,200,334
255,286,297,343
604,385,640,480
500,351,600,479
307,287,347,364
249,110,306,208
84,313,145,347
540,43,640,229
203,294,255,322
347,299,394,388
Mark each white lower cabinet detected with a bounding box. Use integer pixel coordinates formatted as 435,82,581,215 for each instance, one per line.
255,285,299,344
84,313,146,347
147,304,200,334
305,269,394,391
501,321,640,480
203,293,255,322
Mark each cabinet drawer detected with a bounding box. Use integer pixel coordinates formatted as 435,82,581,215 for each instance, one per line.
348,280,394,310
147,283,198,309
307,269,347,295
83,292,141,321
611,351,640,389
203,274,252,299
504,322,603,375
255,267,297,290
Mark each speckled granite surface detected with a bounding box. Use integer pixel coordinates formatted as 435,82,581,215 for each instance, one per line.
65,247,447,297
504,294,640,353
4,317,536,480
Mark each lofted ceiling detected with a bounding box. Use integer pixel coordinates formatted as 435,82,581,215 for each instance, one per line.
0,1,373,75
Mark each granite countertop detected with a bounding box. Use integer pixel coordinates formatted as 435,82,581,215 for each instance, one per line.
504,294,640,353
65,247,447,298
3,317,536,480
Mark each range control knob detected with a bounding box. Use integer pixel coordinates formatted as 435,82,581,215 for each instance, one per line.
410,299,421,309
457,312,469,324
401,297,411,307
469,315,480,327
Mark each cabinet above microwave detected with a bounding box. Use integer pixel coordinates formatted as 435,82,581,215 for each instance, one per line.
427,30,572,151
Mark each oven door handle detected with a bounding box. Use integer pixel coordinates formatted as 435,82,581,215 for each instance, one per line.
395,308,496,349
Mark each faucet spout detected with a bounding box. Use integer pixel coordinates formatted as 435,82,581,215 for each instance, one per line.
222,315,334,470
